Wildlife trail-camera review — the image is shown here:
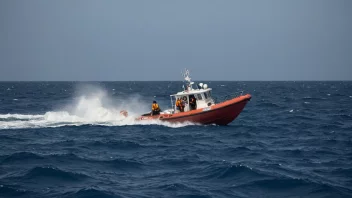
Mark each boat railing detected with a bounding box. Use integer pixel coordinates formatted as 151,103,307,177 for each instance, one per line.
213,91,244,103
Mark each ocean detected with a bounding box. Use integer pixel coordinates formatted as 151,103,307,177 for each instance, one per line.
0,81,351,198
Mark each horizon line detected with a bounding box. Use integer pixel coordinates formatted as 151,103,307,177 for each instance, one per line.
0,80,351,82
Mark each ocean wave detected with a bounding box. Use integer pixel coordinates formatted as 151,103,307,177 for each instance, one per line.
158,182,212,197
286,115,319,121
256,102,280,108
1,152,45,164
198,163,272,182
232,177,352,197
216,164,267,180
159,183,194,191
302,96,327,101
314,168,352,183
0,184,37,197
329,168,352,179
316,123,344,131
224,146,252,153
50,153,146,171
330,114,352,120
152,155,204,168
89,140,143,150
0,134,25,142
235,178,310,189
63,188,121,198
22,166,89,182
104,158,145,170
269,148,307,156
0,152,145,173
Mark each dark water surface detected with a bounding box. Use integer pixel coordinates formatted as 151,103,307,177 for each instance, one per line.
0,82,351,198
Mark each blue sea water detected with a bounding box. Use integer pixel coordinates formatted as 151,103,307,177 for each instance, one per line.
0,81,351,198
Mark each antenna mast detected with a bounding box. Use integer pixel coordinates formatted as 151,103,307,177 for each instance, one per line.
181,69,194,91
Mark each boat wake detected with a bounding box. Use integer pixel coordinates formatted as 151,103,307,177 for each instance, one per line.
0,86,197,129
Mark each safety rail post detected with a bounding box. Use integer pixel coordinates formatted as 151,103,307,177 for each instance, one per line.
170,96,174,114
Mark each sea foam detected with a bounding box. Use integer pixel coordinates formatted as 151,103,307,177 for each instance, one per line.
0,85,196,129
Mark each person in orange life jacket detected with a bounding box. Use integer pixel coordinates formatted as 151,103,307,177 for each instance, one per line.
189,96,197,110
175,98,184,112
151,101,161,115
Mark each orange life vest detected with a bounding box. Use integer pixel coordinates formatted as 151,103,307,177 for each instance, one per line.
176,99,181,107
152,103,160,111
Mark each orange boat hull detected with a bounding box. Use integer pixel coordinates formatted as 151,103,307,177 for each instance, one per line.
137,94,251,125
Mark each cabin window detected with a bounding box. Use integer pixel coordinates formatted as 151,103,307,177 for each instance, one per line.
197,94,202,100
204,92,208,99
208,91,212,97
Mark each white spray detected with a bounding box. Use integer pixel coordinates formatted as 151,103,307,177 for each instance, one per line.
0,84,196,129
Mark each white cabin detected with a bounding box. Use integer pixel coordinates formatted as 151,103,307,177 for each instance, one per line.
162,70,215,114
170,87,215,113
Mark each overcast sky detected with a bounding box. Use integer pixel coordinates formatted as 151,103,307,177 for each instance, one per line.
1,0,351,81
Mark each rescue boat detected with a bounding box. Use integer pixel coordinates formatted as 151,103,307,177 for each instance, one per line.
130,70,251,125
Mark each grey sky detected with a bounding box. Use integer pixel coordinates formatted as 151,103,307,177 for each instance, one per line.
1,0,351,81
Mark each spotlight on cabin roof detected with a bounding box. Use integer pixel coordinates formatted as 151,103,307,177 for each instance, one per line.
198,83,204,89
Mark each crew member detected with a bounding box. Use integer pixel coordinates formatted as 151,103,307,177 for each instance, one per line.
189,96,197,110
151,101,161,115
176,98,184,112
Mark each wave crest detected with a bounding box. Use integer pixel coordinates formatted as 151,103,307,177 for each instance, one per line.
23,166,89,182
63,188,121,198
